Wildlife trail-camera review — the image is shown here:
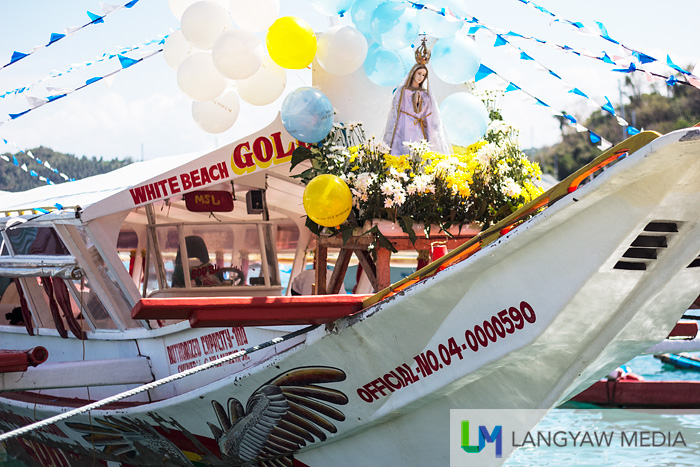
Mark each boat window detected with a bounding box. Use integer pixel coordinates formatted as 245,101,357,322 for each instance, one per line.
144,221,281,293
6,227,69,256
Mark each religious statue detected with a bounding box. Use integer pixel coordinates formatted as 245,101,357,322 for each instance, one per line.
383,38,450,155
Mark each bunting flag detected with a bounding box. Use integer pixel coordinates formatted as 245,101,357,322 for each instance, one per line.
0,138,74,185
507,0,698,84
474,63,617,152
0,36,166,100
0,0,141,71
408,1,698,90
0,48,162,125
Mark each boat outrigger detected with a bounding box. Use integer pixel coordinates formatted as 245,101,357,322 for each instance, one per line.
1,121,700,466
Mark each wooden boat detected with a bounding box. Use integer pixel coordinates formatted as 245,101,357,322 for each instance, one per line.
1,123,700,466
570,378,700,409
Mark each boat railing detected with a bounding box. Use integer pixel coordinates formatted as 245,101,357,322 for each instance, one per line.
363,130,662,307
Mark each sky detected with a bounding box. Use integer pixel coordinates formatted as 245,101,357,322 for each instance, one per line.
0,0,696,174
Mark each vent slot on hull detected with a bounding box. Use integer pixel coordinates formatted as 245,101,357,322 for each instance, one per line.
614,221,679,271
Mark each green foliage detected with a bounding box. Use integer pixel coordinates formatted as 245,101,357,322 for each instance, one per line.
536,73,700,180
0,146,131,192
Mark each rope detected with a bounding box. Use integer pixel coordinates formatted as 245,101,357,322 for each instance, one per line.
0,324,319,442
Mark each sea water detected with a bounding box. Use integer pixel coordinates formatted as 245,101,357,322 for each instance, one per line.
504,353,700,466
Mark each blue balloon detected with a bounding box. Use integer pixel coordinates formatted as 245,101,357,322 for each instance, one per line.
310,0,356,17
351,0,383,36
439,92,489,147
431,35,481,84
281,87,335,143
370,1,419,50
363,43,405,87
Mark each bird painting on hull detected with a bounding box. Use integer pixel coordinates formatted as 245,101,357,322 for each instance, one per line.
207,366,349,466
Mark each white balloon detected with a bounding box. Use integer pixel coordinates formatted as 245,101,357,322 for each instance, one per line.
163,30,199,70
212,30,263,80
229,0,279,32
192,90,241,133
317,25,368,75
236,56,287,106
177,52,228,101
181,1,232,50
169,0,229,19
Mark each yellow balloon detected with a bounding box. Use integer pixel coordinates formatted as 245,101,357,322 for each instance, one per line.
266,16,317,70
303,174,353,227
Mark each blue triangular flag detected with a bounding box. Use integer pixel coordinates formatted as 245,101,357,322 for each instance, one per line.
601,52,615,65
48,32,66,46
412,3,425,10
12,156,18,166
534,98,549,107
118,54,138,69
667,55,689,74
35,208,49,213
9,110,30,120
87,11,105,24
595,21,619,44
666,75,678,86
568,88,589,99
54,203,64,210
505,83,521,92
563,114,577,125
86,76,103,85
494,35,507,47
601,97,616,116
125,0,140,7
47,94,67,102
474,64,495,82
612,62,636,73
627,126,640,135
548,70,562,80
520,52,534,61
9,51,28,64
30,170,38,177
570,21,585,29
633,51,656,64
589,131,601,144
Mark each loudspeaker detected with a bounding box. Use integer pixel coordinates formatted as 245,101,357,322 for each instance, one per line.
246,190,265,214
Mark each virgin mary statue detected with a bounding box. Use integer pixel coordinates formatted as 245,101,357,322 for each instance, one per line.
383,40,450,155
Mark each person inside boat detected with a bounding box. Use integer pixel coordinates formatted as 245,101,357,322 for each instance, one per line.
382,39,450,156
171,235,222,288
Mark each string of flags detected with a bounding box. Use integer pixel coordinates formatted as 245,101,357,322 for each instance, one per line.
507,0,700,87
0,142,63,186
458,18,634,132
475,62,614,151
0,47,163,126
0,37,164,186
0,0,142,72
0,36,166,101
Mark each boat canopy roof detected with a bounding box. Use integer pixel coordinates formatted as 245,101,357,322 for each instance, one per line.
0,115,307,223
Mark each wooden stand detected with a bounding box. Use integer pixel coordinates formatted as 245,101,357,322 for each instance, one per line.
314,231,477,294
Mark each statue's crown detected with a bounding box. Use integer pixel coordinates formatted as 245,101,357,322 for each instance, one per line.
415,37,431,65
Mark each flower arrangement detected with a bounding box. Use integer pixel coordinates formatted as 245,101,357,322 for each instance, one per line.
291,92,545,250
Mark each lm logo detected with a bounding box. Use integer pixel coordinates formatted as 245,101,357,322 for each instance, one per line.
461,421,502,458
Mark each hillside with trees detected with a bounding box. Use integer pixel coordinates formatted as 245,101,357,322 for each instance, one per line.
0,146,131,192
536,75,700,180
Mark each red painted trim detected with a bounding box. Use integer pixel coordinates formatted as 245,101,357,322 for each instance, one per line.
572,380,700,408
667,320,699,339
0,391,151,409
132,295,373,327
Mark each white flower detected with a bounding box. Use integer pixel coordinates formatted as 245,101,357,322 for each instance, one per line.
497,161,510,175
502,177,522,197
407,174,435,195
476,143,496,167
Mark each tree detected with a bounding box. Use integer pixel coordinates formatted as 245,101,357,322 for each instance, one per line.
0,147,131,192
535,70,700,180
